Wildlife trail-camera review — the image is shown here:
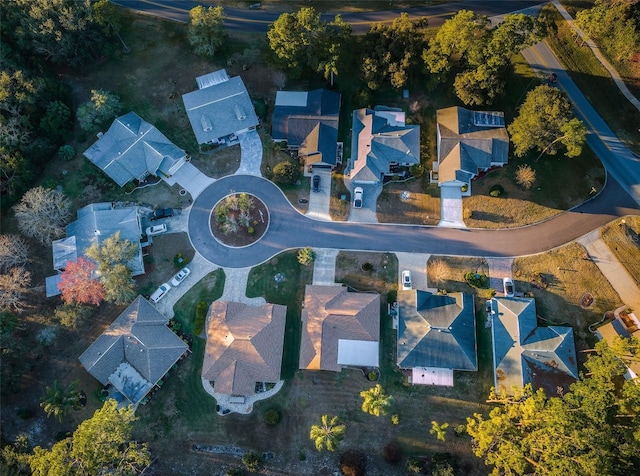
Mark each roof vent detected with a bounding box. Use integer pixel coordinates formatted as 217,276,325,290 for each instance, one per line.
201,116,213,132
234,104,246,121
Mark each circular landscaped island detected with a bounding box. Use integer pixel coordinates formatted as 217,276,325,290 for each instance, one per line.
210,193,269,247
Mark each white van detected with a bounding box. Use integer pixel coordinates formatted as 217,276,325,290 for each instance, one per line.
150,283,171,303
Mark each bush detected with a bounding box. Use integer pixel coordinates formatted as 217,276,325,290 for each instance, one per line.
461,184,468,192
407,456,426,474
340,450,366,476
225,469,245,476
174,253,189,268
454,424,467,437
489,184,504,197
463,208,473,220
58,145,75,161
464,271,489,289
383,442,402,463
241,452,260,473
297,247,315,266
264,409,280,426
194,301,208,335
410,163,424,178
272,161,299,184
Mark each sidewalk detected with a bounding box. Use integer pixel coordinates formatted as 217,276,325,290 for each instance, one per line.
551,0,640,113
577,229,640,312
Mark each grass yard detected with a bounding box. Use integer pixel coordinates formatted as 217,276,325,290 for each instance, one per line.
426,256,490,294
514,242,622,361
330,167,351,221
377,179,440,225
543,4,640,154
600,216,640,289
463,148,605,228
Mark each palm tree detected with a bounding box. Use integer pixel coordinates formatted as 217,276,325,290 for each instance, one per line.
430,420,449,441
309,415,346,452
40,380,81,422
360,384,392,417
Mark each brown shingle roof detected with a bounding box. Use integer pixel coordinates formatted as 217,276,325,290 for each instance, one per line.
202,301,286,396
299,285,380,371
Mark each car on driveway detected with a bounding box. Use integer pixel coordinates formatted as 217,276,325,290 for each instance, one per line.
171,267,191,287
150,283,171,303
503,277,515,297
145,223,167,236
312,175,321,192
151,208,174,221
353,187,363,208
401,270,412,290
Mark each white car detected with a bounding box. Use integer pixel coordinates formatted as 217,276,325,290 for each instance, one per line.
146,223,167,236
171,267,191,287
503,277,515,297
150,283,171,303
353,187,363,208
401,270,412,290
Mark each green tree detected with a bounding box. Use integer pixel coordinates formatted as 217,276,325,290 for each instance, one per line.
466,338,640,476
430,420,450,441
1,434,32,475
102,263,136,305
309,415,346,452
297,247,316,266
0,147,31,204
272,161,298,184
241,452,260,473
267,7,352,79
453,64,504,106
360,384,393,417
39,101,72,142
77,89,122,132
188,6,226,57
30,400,151,475
40,380,81,422
86,232,137,305
508,85,587,158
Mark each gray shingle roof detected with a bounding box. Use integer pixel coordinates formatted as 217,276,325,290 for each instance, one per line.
78,296,187,403
397,291,477,371
182,71,259,145
436,106,509,184
491,297,578,395
83,112,187,187
349,107,420,184
202,301,286,396
61,203,144,276
299,285,380,372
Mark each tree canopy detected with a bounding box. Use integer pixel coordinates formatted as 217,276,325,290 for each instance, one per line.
13,186,72,245
86,232,137,305
267,7,352,79
188,6,226,57
360,384,393,417
309,415,346,452
466,337,640,476
508,85,587,158
58,257,106,306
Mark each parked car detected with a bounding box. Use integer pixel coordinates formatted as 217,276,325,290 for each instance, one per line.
401,270,412,290
353,187,363,208
312,175,321,192
150,283,171,303
145,223,167,236
503,277,515,297
171,267,191,287
151,208,174,221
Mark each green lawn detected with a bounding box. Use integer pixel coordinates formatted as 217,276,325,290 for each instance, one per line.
246,250,314,379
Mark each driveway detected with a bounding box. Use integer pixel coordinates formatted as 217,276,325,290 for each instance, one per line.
345,179,381,224
163,162,215,200
395,252,431,291
438,184,465,228
235,130,263,176
312,248,339,286
486,258,515,295
306,168,332,220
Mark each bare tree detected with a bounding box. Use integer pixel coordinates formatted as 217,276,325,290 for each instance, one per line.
0,267,31,312
14,187,72,246
0,235,29,273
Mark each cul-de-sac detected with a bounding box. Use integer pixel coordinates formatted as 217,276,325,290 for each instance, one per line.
2,1,640,475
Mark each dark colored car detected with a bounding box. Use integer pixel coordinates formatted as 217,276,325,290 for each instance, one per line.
151,208,174,221
312,175,321,192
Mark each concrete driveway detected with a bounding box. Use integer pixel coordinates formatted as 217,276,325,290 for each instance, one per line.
236,130,263,176
163,162,215,200
306,168,332,220
438,184,465,228
345,179,381,224
395,252,432,291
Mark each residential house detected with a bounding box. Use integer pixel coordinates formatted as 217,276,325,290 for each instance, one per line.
299,285,380,371
348,106,420,185
491,296,578,396
47,203,144,297
432,106,509,196
272,89,341,172
78,296,188,408
595,306,640,380
182,69,259,146
397,290,477,386
202,301,286,397
84,112,188,187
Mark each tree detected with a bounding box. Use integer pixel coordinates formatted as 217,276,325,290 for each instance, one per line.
77,89,122,132
297,247,316,266
58,257,106,306
515,164,536,189
430,420,449,441
102,263,136,305
30,399,151,475
360,384,393,417
14,186,72,245
241,452,260,473
272,161,298,184
1,434,32,475
0,234,29,273
339,450,366,476
86,232,137,305
58,144,75,161
54,302,91,329
188,6,226,57
466,338,640,476
0,147,31,200
40,380,81,422
309,415,346,452
39,101,72,142
508,85,587,158
0,267,31,312
362,13,429,89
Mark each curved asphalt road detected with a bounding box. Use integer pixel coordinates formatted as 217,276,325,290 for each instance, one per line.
112,0,546,33
190,174,639,268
